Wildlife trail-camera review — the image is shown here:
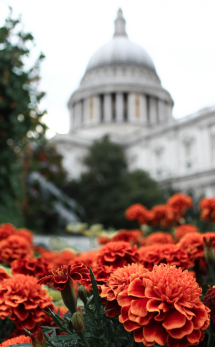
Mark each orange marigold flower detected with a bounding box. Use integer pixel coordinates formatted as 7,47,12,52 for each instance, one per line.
167,193,193,214
54,250,76,268
40,249,76,269
0,235,32,264
0,274,53,330
16,228,33,244
145,232,174,246
37,263,89,290
0,268,10,281
138,244,193,271
151,204,179,228
98,236,111,245
53,305,69,316
100,264,149,317
178,233,204,262
0,223,16,242
70,250,98,268
1,335,32,346
203,286,215,323
175,224,199,241
84,265,114,291
117,264,210,347
11,256,49,278
125,204,151,224
40,250,59,269
95,241,139,268
203,231,215,246
111,230,143,245
199,197,215,223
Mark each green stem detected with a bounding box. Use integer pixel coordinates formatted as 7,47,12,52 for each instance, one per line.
209,264,215,284
208,322,215,347
79,332,91,347
208,332,215,347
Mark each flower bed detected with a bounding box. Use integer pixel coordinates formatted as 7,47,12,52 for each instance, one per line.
0,193,215,346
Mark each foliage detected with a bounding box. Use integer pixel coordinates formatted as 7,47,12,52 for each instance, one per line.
0,9,47,226
23,172,85,234
41,271,137,347
64,135,164,229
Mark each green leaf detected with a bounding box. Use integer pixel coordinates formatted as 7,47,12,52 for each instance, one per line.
89,267,101,316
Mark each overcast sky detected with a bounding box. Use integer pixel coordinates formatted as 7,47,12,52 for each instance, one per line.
1,0,215,137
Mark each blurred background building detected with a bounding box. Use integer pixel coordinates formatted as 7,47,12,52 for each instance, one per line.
52,9,215,199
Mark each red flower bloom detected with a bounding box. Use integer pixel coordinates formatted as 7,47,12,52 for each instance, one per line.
203,285,215,323
70,250,98,268
98,236,111,245
100,264,150,317
84,265,114,292
11,256,49,278
16,228,33,244
125,204,151,224
145,232,174,246
0,274,53,329
199,197,215,222
0,235,32,264
175,224,199,241
138,244,193,271
1,335,32,346
95,241,139,268
0,268,10,282
151,204,179,228
54,250,76,268
37,263,89,290
111,230,143,245
203,231,215,246
167,193,193,214
178,233,204,262
0,223,16,242
117,264,210,347
41,249,76,269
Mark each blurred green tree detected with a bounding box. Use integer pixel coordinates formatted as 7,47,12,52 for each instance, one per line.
64,135,165,229
0,9,47,226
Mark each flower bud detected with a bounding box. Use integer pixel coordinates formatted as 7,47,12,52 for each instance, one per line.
72,312,85,333
78,285,88,304
31,328,45,347
203,236,215,266
61,280,77,314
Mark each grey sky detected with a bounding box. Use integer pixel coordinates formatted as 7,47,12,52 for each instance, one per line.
1,0,215,137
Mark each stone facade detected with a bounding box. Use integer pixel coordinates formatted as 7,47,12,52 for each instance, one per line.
51,9,215,199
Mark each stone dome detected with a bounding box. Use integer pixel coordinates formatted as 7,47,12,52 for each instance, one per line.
67,8,174,133
86,36,156,72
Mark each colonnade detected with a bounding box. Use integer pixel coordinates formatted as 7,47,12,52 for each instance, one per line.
70,92,172,130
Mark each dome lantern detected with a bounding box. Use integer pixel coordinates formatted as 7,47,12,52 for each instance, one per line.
114,8,127,37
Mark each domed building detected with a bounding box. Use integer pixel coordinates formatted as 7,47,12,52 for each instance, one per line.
52,9,215,198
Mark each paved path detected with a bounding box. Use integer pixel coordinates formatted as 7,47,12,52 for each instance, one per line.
34,235,98,252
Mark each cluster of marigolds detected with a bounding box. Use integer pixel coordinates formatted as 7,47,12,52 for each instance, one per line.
1,194,215,346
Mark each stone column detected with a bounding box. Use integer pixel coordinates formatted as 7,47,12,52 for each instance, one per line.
140,94,147,125
116,93,124,122
104,94,112,122
128,93,135,122
69,105,74,132
149,97,157,125
166,103,173,122
74,101,82,128
158,100,166,123
93,96,100,124
83,98,90,125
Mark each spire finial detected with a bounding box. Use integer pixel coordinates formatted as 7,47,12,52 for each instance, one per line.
113,8,127,37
